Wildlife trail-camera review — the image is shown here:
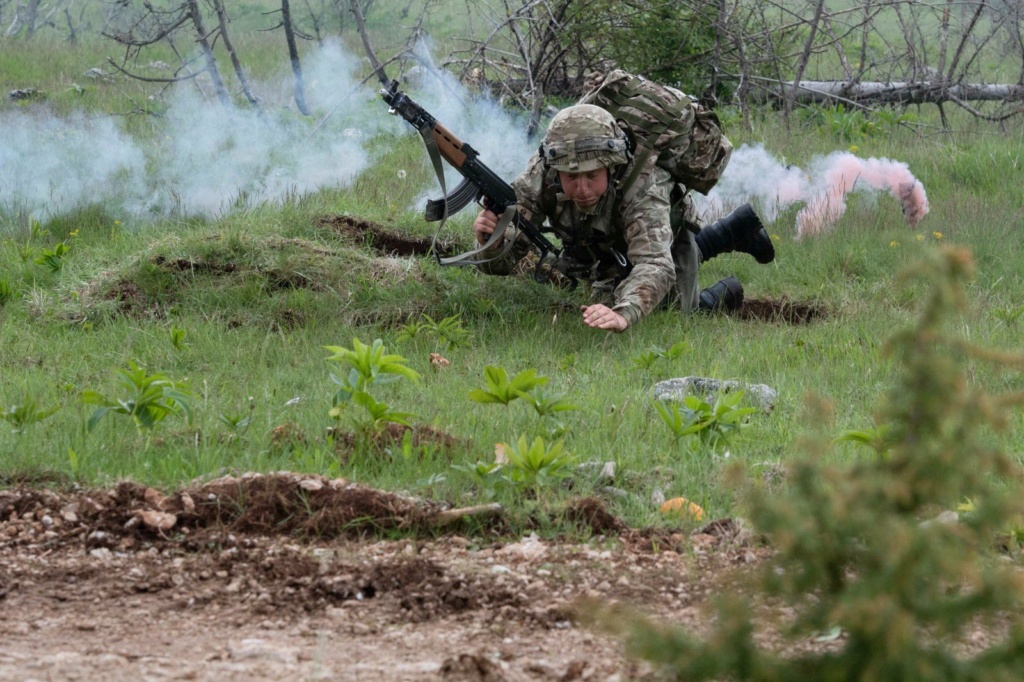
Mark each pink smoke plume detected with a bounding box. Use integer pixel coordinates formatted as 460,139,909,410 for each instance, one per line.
796,153,929,237
696,145,929,237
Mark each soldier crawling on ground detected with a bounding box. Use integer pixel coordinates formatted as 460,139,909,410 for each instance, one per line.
472,100,776,332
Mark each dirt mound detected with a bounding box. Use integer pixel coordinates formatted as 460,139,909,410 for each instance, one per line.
0,474,446,551
733,296,827,324
318,214,456,257
564,497,626,535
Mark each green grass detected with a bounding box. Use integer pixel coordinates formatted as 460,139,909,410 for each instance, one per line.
2,7,1024,536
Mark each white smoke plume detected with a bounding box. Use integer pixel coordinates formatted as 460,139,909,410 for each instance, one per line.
1,41,379,221
0,111,149,217
695,143,929,238
396,40,538,212
0,39,536,224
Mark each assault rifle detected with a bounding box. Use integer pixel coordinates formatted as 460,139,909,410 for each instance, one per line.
380,80,570,285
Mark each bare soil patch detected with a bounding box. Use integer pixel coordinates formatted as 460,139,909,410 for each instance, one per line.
732,296,827,324
319,214,456,258
0,476,763,681
331,423,470,462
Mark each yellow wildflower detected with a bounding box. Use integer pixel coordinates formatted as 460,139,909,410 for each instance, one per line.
915,234,925,242
933,231,943,240
848,145,859,153
889,240,899,248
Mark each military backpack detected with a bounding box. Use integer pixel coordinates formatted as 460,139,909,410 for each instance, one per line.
577,69,732,196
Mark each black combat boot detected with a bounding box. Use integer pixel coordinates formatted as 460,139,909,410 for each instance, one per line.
698,276,744,313
695,204,775,264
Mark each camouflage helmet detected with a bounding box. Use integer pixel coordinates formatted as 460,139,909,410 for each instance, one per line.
541,104,629,173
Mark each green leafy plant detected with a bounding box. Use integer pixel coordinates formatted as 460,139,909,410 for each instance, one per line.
631,341,689,370
0,278,13,306
422,313,471,348
325,338,420,434
33,241,70,272
822,103,876,142
1,394,59,434
325,338,421,402
396,317,428,341
631,350,661,370
170,326,188,350
217,397,255,436
993,303,1024,326
653,399,710,443
18,244,37,263
82,361,194,431
333,390,415,429
217,411,251,432
468,366,548,405
523,388,580,418
874,107,918,130
501,434,575,495
558,353,577,371
396,313,472,349
653,390,757,450
27,218,46,240
834,424,893,459
451,460,508,500
66,447,82,477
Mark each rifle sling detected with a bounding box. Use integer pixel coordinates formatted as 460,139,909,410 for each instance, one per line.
416,124,522,267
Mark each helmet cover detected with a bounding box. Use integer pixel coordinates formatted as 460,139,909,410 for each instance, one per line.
541,104,629,173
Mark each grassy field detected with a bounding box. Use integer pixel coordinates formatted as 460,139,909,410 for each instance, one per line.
2,12,1023,535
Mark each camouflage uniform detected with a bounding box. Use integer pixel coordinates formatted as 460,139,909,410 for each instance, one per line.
477,111,704,326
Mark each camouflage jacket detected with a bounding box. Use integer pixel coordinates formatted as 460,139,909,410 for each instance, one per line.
477,153,676,327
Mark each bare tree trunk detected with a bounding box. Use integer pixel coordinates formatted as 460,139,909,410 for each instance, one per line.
211,0,260,107
937,2,950,83
167,32,210,102
702,0,729,107
186,0,231,106
23,0,41,38
348,0,388,85
4,0,40,37
281,0,311,115
333,0,345,35
857,0,873,83
784,0,827,125
300,0,325,45
64,5,76,44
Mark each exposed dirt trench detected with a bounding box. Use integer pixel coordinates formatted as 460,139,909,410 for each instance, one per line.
0,475,761,681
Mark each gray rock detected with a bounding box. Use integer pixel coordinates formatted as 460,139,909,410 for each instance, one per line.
652,376,778,413
575,460,616,482
8,88,43,101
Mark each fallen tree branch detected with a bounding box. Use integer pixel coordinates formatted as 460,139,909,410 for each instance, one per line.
430,503,504,527
762,80,1024,107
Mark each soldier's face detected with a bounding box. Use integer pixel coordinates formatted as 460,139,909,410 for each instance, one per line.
558,168,609,209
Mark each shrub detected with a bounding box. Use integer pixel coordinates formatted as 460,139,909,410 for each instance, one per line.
593,247,1024,681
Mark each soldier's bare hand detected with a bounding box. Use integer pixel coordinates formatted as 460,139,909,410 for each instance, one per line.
581,304,628,332
473,209,500,245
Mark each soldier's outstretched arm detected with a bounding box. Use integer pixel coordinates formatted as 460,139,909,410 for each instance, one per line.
581,304,629,332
